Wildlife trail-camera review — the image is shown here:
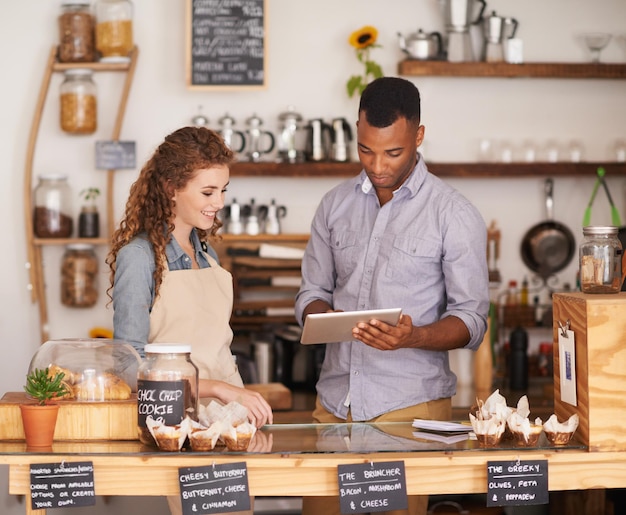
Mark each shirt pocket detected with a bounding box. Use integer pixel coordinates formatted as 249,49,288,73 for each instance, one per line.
386,235,441,281
330,229,361,279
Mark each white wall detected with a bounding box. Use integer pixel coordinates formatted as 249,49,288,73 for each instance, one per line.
1,1,625,513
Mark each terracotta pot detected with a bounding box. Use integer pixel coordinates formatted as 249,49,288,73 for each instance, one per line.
19,403,59,448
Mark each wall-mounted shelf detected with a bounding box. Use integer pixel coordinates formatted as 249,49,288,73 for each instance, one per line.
230,161,626,178
398,60,626,79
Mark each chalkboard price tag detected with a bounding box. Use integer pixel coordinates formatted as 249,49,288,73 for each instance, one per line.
95,140,136,170
179,462,250,515
186,0,267,89
137,379,187,428
487,460,549,507
30,461,96,511
337,460,407,514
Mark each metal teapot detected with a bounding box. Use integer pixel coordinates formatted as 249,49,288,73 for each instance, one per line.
397,29,443,60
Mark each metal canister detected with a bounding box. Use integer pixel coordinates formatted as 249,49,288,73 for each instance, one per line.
579,225,622,293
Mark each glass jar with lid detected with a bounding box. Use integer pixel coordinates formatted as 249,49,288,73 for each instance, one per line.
579,225,623,293
60,69,97,134
33,175,73,238
137,343,199,446
58,1,95,63
94,0,133,61
61,244,99,307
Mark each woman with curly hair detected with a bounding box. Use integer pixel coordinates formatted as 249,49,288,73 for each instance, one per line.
107,126,272,427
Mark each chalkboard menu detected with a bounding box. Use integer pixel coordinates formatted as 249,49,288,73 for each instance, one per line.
487,460,549,507
186,0,267,89
30,461,96,511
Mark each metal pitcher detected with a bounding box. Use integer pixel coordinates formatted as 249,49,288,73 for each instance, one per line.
244,114,275,162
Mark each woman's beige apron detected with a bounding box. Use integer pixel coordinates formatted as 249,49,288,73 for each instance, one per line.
148,253,243,386
151,254,251,515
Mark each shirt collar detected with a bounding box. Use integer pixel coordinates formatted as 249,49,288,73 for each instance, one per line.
358,152,427,199
165,228,204,264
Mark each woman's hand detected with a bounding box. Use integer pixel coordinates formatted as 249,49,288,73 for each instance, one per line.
246,430,273,452
200,379,273,427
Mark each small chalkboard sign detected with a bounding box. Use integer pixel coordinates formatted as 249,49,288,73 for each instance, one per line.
179,463,250,515
137,379,187,429
95,140,136,170
337,461,407,514
30,461,96,511
487,460,549,507
186,0,267,89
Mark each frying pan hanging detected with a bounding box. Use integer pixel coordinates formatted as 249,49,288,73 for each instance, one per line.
520,178,576,281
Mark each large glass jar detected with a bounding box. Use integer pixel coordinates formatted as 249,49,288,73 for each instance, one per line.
579,225,622,293
137,344,199,446
95,0,133,61
60,69,97,134
61,244,99,307
33,175,73,238
58,1,95,63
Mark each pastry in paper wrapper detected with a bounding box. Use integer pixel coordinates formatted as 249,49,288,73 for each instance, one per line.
470,413,505,447
543,414,579,445
478,389,513,422
221,421,257,451
507,411,543,446
146,416,192,451
199,400,248,428
189,420,222,451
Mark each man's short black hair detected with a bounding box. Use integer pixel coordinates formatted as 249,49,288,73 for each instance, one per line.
358,77,421,128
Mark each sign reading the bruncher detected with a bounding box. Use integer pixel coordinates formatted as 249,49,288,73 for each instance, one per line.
186,0,266,89
337,461,407,513
30,461,96,511
487,460,549,507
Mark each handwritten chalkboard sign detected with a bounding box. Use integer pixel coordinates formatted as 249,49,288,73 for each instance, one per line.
137,379,187,428
487,460,549,507
186,0,267,89
337,461,407,513
30,461,96,511
95,140,136,170
179,463,250,514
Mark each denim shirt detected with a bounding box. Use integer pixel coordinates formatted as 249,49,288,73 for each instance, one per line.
295,155,490,421
112,229,219,357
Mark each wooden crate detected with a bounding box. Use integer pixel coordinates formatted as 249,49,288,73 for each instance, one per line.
0,392,138,441
552,292,626,451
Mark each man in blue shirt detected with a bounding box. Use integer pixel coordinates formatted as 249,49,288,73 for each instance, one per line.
295,77,490,515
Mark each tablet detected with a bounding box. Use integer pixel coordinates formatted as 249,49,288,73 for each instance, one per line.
300,308,402,345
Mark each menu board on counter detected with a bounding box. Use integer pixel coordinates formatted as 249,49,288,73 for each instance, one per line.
186,0,267,89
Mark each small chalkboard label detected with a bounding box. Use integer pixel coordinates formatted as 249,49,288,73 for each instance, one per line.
30,461,96,511
95,140,136,170
186,0,266,89
337,461,407,514
487,460,549,507
179,462,250,515
137,379,187,428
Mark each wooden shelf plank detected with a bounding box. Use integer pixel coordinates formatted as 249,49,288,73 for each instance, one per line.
398,60,626,79
230,161,626,178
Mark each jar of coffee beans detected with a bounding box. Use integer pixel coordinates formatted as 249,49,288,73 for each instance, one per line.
33,175,74,238
58,1,95,63
61,244,99,307
60,69,97,134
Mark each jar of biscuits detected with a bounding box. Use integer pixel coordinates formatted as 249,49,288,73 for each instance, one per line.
137,344,199,446
34,175,74,238
58,1,95,63
61,244,99,307
60,69,97,134
95,0,133,61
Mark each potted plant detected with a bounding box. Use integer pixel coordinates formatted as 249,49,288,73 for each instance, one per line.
78,187,100,238
20,367,70,448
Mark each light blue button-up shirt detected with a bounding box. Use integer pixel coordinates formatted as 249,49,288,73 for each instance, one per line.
112,230,219,357
295,155,489,421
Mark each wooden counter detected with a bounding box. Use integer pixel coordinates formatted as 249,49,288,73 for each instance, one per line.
1,422,625,515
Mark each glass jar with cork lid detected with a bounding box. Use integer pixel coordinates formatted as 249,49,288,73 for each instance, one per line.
33,175,74,238
94,0,133,62
60,68,97,134
61,243,99,307
58,1,95,63
579,225,622,293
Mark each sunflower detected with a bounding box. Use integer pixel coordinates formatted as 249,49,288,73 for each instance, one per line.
346,26,384,98
349,26,379,49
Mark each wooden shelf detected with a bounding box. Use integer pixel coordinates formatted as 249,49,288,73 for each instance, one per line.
33,237,109,246
398,60,626,79
230,161,626,178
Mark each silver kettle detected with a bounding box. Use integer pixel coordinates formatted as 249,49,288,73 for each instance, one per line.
217,113,245,153
330,117,352,162
305,118,332,162
397,29,443,60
